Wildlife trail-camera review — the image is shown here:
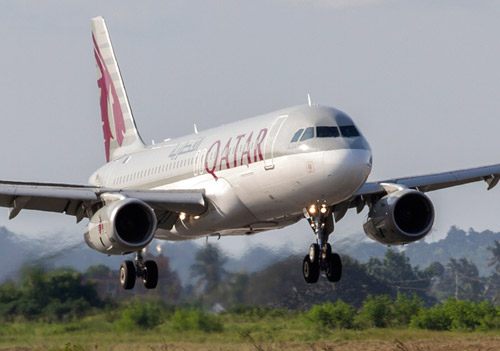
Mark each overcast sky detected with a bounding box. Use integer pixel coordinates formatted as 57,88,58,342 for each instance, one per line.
1,0,500,255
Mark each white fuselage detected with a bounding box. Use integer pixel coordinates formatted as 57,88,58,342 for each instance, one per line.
89,105,373,240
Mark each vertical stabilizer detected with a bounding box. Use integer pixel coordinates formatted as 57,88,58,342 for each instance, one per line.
91,16,145,162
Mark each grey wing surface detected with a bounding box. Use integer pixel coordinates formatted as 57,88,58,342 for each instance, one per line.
0,180,206,222
332,164,500,222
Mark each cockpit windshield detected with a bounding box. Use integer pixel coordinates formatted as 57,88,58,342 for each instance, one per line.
290,129,304,143
300,127,315,141
290,125,360,142
317,126,340,138
339,125,360,137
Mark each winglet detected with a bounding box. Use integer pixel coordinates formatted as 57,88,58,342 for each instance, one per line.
91,16,145,162
485,175,500,190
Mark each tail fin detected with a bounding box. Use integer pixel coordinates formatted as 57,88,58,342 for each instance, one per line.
91,16,145,162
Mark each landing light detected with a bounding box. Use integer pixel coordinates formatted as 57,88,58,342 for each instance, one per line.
320,205,328,214
194,215,200,220
179,212,186,220
308,205,316,214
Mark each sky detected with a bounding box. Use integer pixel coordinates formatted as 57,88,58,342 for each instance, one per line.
1,0,500,256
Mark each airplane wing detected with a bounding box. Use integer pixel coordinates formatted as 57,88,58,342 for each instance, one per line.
0,180,206,223
3,164,500,227
332,164,500,222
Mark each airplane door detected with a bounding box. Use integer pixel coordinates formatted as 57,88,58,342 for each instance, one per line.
263,115,288,170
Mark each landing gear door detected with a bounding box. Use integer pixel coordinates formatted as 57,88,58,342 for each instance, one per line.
263,115,288,170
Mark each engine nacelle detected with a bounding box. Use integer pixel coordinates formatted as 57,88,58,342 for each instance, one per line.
84,198,157,255
363,189,434,245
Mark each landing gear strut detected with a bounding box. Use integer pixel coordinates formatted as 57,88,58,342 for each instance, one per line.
302,203,342,284
119,251,158,290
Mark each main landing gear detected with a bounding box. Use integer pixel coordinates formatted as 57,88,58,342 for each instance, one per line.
302,203,342,284
120,251,158,290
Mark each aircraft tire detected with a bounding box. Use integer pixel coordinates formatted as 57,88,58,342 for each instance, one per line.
143,260,158,289
309,243,320,263
120,260,136,290
303,254,320,284
326,253,342,282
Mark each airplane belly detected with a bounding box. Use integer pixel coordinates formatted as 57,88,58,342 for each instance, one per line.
155,177,262,240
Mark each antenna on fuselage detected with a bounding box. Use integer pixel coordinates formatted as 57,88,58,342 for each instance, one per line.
194,123,199,134
307,93,312,107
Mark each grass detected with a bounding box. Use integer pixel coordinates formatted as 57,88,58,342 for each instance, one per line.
0,313,499,351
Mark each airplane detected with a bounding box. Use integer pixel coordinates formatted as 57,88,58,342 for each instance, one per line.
1,16,500,290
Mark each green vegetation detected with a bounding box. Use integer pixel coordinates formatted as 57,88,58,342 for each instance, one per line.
0,297,500,350
171,307,223,332
1,240,500,350
410,298,500,331
1,273,499,334
0,266,102,322
113,300,168,331
306,300,355,329
189,241,500,310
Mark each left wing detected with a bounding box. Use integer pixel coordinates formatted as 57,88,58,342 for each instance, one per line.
332,164,500,222
0,180,206,223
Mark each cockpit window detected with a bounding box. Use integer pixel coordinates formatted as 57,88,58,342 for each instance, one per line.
317,126,340,138
290,129,304,142
300,127,315,141
339,125,360,137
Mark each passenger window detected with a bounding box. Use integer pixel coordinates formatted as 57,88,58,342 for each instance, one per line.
290,129,304,142
317,126,340,138
300,127,314,141
339,125,360,137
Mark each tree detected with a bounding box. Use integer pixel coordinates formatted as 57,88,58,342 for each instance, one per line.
484,241,500,304
366,249,434,304
354,294,394,328
231,255,393,309
487,241,500,273
223,271,250,306
84,264,111,278
0,266,103,321
190,244,227,295
433,258,483,302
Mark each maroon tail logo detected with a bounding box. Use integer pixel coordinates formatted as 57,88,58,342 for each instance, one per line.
93,34,126,162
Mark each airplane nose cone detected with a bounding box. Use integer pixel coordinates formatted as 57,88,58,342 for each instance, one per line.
323,148,372,199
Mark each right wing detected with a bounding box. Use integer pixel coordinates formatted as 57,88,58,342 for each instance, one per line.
0,180,206,223
331,164,500,222
355,164,500,196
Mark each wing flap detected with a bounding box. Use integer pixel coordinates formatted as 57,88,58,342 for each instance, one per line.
0,181,98,218
120,189,206,215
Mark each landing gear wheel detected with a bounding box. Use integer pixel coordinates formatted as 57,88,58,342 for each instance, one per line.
120,260,136,290
143,260,158,289
326,253,342,282
309,243,320,263
303,254,320,284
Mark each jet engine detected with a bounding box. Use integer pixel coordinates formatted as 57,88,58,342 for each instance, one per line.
363,189,434,245
84,198,157,255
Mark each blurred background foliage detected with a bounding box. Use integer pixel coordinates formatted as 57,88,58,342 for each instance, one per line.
0,236,500,332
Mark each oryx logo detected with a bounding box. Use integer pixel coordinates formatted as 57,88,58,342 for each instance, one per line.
93,34,126,162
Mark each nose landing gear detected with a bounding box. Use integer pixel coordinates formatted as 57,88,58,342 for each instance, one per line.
302,204,342,284
119,251,159,290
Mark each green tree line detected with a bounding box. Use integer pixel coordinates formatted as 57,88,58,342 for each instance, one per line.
0,267,102,322
1,240,500,330
109,294,500,332
186,241,500,309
